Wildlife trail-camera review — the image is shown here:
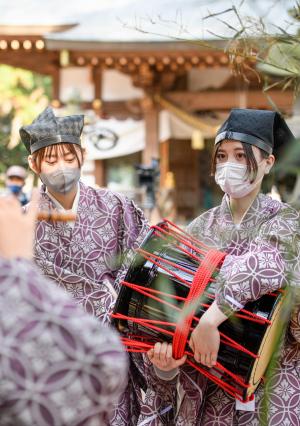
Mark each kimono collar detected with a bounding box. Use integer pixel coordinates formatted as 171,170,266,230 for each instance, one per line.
220,193,267,228
41,183,80,214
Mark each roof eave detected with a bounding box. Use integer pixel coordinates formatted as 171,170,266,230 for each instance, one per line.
45,38,225,52
0,23,78,36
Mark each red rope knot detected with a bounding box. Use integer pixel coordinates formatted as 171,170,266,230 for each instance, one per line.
172,249,226,359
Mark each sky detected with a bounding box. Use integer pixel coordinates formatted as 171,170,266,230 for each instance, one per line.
0,0,297,41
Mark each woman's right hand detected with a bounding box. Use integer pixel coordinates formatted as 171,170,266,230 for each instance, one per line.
147,342,186,371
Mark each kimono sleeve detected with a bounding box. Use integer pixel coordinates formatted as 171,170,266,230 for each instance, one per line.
114,197,149,292
289,295,300,344
137,354,179,425
215,207,300,316
0,257,128,425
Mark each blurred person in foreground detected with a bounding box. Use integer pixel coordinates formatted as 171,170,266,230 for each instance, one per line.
5,165,29,206
0,192,128,425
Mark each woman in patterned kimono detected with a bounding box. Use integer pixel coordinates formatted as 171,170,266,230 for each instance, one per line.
148,109,300,425
0,193,128,425
18,107,152,425
20,107,148,322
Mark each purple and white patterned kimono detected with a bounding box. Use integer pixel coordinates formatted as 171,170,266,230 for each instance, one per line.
0,257,128,425
32,181,150,424
34,181,148,322
149,193,300,426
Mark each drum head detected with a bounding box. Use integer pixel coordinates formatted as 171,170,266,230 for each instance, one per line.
246,290,287,398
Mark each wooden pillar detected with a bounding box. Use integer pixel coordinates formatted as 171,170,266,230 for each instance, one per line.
92,68,104,186
160,140,169,187
51,67,60,104
94,160,106,187
92,66,102,112
237,79,248,108
141,95,159,166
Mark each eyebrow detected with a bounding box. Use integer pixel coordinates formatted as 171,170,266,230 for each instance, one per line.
45,153,75,160
218,147,244,152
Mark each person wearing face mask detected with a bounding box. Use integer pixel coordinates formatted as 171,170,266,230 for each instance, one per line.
4,165,29,206
19,106,152,425
144,109,300,426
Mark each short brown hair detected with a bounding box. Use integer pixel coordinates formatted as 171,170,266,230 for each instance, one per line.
211,142,269,182
31,143,84,173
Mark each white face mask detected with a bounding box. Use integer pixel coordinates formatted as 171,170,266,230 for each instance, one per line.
40,167,81,194
215,161,266,198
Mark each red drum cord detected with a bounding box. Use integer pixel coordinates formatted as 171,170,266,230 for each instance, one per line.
112,220,272,402
115,280,260,359
118,332,254,402
172,249,226,359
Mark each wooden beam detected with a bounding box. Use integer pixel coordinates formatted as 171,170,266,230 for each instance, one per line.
0,51,59,75
165,90,294,113
46,40,228,53
102,99,142,120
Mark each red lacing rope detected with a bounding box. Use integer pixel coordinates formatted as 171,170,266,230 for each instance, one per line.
120,280,268,326
152,231,203,263
136,249,197,287
172,249,226,359
120,334,249,390
113,310,259,358
118,336,254,402
136,248,270,326
152,230,283,304
113,220,276,402
152,225,208,257
139,245,271,326
114,282,260,359
204,293,272,325
114,220,266,402
137,247,196,276
159,218,211,250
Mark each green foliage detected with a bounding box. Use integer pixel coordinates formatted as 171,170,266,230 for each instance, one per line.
0,65,51,175
0,115,27,173
258,40,300,79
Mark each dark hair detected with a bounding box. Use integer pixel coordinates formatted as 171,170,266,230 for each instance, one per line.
211,141,269,182
31,143,84,173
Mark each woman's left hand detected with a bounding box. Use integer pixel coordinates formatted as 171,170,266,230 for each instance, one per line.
189,301,227,368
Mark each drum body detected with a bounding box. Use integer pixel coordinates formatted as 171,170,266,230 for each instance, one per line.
113,223,286,401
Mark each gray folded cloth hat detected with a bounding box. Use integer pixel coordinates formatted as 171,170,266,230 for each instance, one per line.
20,106,84,154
